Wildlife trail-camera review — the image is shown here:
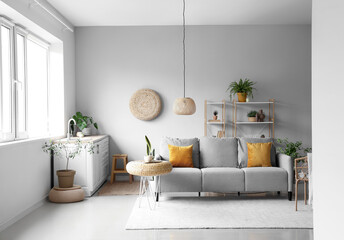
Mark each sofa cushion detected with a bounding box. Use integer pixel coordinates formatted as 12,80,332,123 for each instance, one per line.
160,167,202,192
160,137,200,168
200,137,238,168
238,137,276,168
201,168,244,192
242,167,287,192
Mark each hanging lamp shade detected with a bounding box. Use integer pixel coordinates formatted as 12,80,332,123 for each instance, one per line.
173,0,196,115
173,97,196,115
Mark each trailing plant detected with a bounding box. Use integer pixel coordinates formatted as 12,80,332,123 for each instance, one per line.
145,135,155,157
213,110,218,116
72,112,98,131
42,139,94,170
276,138,311,159
247,110,258,117
226,78,256,101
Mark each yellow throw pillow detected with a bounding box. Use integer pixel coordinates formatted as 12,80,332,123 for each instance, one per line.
168,144,193,167
247,142,272,167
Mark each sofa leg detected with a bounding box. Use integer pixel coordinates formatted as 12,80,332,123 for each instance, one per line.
238,192,240,196
198,192,201,197
288,191,292,201
277,191,281,195
156,193,159,202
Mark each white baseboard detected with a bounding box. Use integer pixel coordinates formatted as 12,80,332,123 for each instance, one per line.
0,195,47,233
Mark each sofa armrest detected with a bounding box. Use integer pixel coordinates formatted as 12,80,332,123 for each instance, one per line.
276,153,293,192
154,154,162,160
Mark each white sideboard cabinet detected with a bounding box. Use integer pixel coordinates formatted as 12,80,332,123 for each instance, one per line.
54,135,109,196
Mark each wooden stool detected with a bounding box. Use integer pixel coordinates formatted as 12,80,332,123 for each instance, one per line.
111,154,133,184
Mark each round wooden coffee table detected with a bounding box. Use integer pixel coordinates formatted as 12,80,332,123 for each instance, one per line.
126,160,172,209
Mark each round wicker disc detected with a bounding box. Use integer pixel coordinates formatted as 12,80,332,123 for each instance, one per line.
129,89,162,121
126,160,172,177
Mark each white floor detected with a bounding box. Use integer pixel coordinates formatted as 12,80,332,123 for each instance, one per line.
0,193,313,240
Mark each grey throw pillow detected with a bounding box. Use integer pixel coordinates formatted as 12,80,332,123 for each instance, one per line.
159,137,200,168
238,137,276,168
200,137,238,168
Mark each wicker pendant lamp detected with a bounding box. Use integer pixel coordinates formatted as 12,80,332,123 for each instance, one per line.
173,0,196,115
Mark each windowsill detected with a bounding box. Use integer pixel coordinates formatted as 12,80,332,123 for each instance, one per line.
0,135,65,149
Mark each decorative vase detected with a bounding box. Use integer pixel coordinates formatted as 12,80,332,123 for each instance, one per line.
213,115,218,120
56,170,76,188
82,127,92,136
144,155,153,163
237,93,247,102
248,117,256,122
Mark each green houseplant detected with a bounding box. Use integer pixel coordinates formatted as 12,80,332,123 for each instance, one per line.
247,110,258,122
144,135,155,162
42,139,94,188
276,138,311,159
72,112,98,136
226,78,256,102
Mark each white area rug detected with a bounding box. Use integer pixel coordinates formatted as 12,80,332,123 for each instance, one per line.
126,196,313,229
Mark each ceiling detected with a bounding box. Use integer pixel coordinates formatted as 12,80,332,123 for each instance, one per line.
47,0,311,26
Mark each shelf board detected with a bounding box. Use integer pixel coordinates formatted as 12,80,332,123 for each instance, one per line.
233,101,273,105
207,122,226,125
235,121,273,125
206,101,228,105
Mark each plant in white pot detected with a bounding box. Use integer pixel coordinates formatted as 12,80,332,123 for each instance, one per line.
144,135,155,163
72,112,98,136
42,139,94,188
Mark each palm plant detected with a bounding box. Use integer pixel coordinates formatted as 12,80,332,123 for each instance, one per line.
226,78,256,101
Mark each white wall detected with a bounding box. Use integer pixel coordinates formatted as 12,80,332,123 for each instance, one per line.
0,0,75,231
75,25,311,163
312,1,344,239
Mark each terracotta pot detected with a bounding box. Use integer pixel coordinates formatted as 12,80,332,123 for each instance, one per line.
237,93,247,102
56,170,76,188
248,117,256,122
213,115,218,120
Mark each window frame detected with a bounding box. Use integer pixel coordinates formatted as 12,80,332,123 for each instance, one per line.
0,17,51,143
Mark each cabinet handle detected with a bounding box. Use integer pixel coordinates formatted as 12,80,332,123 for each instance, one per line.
97,144,99,154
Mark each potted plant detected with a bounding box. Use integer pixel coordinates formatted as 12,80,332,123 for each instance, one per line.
247,110,258,122
276,138,312,160
213,110,218,120
42,139,94,188
144,135,155,163
72,112,98,136
226,78,256,102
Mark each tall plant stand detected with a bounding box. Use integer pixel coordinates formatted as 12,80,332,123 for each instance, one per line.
295,156,309,211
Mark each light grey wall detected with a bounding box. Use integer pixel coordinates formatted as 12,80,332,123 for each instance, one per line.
312,0,344,239
75,25,311,162
0,0,75,231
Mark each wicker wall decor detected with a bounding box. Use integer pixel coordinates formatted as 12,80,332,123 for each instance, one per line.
129,89,162,121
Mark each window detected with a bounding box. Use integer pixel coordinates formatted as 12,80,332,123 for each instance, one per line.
0,17,50,142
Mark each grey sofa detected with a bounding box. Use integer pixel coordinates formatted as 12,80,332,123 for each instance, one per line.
156,136,293,201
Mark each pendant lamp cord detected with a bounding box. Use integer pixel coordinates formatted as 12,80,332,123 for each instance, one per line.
183,0,186,98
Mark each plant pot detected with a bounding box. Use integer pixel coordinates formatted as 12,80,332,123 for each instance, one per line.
76,132,84,138
56,170,76,188
144,155,153,163
248,117,256,122
213,115,218,120
237,93,247,102
82,127,92,136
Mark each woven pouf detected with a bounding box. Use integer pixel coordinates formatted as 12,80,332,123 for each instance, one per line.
126,160,172,177
49,185,85,203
